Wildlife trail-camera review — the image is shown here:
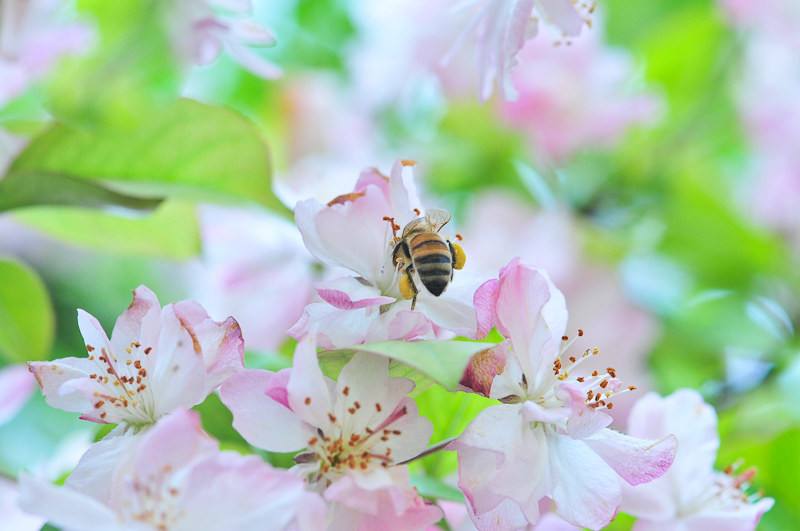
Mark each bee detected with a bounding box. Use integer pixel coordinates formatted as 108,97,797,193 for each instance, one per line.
390,208,466,310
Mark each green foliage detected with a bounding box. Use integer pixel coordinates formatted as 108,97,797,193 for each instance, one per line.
0,259,54,363
320,340,495,391
1,99,282,212
14,201,200,259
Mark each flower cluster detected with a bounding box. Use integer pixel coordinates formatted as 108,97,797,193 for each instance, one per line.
11,162,773,530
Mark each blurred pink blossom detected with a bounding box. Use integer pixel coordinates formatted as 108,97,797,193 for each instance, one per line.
220,338,442,530
438,500,580,531
719,0,800,47
456,260,676,530
349,0,594,103
193,205,315,352
28,285,243,426
167,0,280,78
622,390,774,530
463,191,658,423
501,26,662,163
19,409,324,531
0,364,35,425
0,0,93,105
292,161,480,348
733,35,800,234
274,74,380,207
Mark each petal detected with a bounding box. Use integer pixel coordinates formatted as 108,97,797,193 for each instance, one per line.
287,336,335,430
109,285,161,356
461,344,508,397
547,435,620,529
0,365,36,425
534,0,585,36
173,300,245,390
226,18,277,46
177,452,324,531
473,278,500,338
334,352,392,430
66,433,138,505
0,478,44,531
128,410,217,481
414,282,480,338
28,358,98,415
317,288,394,310
219,369,308,452
493,260,566,387
585,429,677,487
289,302,375,349
389,160,425,227
18,475,119,531
77,309,113,359
150,307,209,417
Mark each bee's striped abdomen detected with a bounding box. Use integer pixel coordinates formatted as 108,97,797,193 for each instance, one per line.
410,233,452,296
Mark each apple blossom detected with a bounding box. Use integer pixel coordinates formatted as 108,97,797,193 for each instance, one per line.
463,192,658,423
193,205,315,352
500,22,662,163
621,389,774,531
28,285,243,427
19,409,324,531
445,0,594,100
292,160,480,348
455,259,676,530
167,0,281,78
0,0,93,106
220,337,442,530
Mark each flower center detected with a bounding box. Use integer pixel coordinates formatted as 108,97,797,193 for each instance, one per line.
298,391,409,485
551,329,637,411
121,464,182,531
85,340,155,424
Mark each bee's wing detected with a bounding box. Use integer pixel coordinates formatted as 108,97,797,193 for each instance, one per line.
425,208,452,232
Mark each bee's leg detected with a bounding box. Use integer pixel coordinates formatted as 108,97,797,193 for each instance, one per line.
392,240,411,268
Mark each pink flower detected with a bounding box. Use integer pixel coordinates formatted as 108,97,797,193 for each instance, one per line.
621,390,774,530
0,0,93,105
292,160,480,348
462,192,659,424
719,0,800,47
19,409,324,531
446,0,593,100
167,0,281,78
193,205,315,352
220,336,442,530
501,24,662,163
0,364,36,425
455,259,676,530
438,500,579,530
28,285,243,427
0,479,44,531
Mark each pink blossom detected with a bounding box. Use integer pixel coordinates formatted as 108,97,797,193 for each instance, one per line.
0,0,93,106
167,0,281,78
220,336,442,530
455,259,676,530
193,205,315,352
28,285,243,427
292,161,480,348
445,0,593,100
501,24,662,163
733,35,800,234
719,0,800,47
621,390,774,531
438,500,579,530
462,192,658,423
19,409,324,531
0,364,36,425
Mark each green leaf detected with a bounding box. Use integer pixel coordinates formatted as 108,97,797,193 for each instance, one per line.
320,340,495,391
0,259,54,362
1,99,284,213
411,474,464,503
14,201,201,259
